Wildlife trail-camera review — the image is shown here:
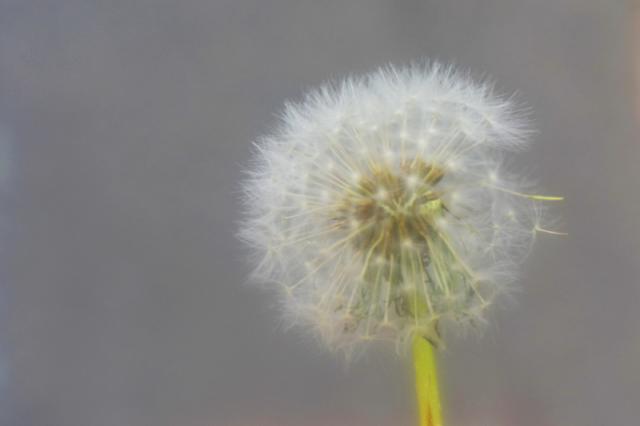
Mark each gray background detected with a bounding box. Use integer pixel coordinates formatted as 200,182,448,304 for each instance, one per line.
1,1,639,425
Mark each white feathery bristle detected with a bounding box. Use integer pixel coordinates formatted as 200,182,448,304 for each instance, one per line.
239,63,558,357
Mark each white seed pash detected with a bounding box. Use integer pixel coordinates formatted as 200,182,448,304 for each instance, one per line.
240,63,554,356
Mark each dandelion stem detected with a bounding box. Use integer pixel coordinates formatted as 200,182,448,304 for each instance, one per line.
413,335,443,426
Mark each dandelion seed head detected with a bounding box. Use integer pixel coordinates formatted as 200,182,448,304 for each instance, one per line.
239,63,557,357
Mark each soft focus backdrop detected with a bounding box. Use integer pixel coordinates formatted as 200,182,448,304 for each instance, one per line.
1,1,639,425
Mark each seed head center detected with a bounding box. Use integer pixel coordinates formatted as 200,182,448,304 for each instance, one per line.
334,159,445,259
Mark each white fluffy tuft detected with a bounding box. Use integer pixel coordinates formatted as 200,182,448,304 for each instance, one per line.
239,63,557,357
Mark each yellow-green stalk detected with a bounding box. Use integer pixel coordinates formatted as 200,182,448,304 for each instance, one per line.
413,336,443,426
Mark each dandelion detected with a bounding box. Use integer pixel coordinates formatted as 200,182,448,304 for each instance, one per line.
239,63,562,426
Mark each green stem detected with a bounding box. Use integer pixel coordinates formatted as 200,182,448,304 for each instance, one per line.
413,335,443,426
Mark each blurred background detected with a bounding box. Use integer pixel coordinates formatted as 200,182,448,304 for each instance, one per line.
0,1,639,425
